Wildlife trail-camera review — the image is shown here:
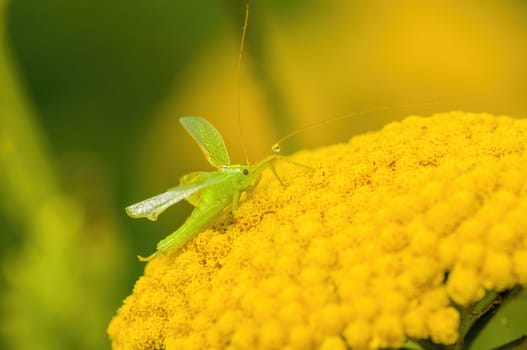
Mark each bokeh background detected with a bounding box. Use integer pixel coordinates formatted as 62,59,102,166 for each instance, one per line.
1,0,527,349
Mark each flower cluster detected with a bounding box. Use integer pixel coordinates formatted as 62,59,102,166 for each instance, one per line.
108,112,527,349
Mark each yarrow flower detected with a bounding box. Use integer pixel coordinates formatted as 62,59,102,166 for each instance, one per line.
108,112,527,349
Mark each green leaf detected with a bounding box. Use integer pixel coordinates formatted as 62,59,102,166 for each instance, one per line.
467,287,527,350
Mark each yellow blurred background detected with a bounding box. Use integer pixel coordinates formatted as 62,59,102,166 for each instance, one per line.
1,0,527,349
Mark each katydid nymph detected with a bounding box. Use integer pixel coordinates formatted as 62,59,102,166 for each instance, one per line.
125,2,431,262
126,116,280,261
127,106,429,262
125,3,269,261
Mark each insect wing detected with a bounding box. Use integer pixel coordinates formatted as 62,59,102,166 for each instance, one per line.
180,116,230,167
126,184,204,221
125,175,228,221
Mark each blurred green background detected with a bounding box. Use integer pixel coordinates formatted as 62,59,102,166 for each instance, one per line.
1,0,527,349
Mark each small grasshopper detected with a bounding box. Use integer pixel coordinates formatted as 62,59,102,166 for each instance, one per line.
126,116,279,261
125,2,432,261
125,4,282,262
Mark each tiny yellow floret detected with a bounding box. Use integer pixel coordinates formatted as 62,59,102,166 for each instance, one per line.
427,307,460,345
513,249,527,287
403,306,429,339
446,266,485,305
109,112,527,349
320,336,347,350
343,320,372,349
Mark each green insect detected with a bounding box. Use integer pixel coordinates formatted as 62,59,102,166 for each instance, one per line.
124,1,428,262
126,116,279,261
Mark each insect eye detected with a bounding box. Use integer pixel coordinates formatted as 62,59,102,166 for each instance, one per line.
242,169,249,175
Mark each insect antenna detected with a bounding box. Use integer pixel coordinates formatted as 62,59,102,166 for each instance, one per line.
236,2,251,165
271,102,438,154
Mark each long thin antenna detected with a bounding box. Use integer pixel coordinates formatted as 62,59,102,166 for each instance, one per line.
237,2,250,165
271,102,438,153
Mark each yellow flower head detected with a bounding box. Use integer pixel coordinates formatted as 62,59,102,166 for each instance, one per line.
109,112,527,350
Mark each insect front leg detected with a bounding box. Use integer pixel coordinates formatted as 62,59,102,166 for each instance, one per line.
231,190,241,214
